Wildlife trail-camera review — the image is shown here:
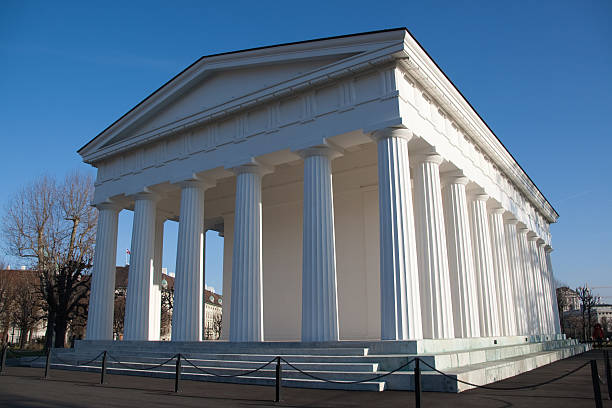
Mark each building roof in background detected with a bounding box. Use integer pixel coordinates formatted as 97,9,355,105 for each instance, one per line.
114,266,221,305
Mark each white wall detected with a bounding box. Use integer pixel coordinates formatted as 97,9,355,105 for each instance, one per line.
221,145,381,341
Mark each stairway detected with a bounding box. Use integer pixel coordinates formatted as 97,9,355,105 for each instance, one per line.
23,336,589,392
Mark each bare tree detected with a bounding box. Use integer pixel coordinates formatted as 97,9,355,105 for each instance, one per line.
11,272,44,348
556,287,569,333
2,172,97,348
161,286,173,338
113,292,126,339
0,270,16,344
212,314,222,340
576,286,600,341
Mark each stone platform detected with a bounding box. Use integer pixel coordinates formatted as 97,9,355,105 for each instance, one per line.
24,335,589,392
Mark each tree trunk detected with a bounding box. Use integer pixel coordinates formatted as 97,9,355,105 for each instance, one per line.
45,310,55,350
54,315,68,348
19,325,27,349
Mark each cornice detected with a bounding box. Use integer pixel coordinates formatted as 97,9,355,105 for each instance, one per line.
396,32,558,224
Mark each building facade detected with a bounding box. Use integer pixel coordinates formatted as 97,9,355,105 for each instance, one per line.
79,29,561,343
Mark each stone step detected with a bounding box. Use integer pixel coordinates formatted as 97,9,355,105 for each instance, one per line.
59,337,580,372
27,343,589,392
73,346,370,357
49,355,380,373
38,363,387,391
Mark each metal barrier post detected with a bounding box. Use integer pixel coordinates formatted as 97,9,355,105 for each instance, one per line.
174,354,182,393
275,356,282,402
591,360,603,408
605,350,612,400
414,358,421,408
43,348,51,379
100,351,108,385
0,346,7,375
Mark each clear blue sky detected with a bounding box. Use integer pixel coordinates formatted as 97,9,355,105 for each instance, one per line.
1,1,610,300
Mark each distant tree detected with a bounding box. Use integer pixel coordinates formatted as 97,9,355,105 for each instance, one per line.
556,287,569,332
160,286,173,338
212,314,222,340
0,270,16,344
11,273,44,348
576,286,600,341
113,292,126,339
2,172,97,348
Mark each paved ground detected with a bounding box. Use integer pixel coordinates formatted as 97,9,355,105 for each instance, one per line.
0,349,610,407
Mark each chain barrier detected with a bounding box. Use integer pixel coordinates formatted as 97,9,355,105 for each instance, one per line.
4,346,607,401
181,355,277,378
107,353,178,371
280,357,416,384
6,349,44,364
418,358,590,391
51,351,105,367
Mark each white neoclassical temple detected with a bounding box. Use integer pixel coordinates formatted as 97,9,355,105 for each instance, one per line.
74,29,585,391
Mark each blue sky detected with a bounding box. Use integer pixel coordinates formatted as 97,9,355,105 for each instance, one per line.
1,1,610,300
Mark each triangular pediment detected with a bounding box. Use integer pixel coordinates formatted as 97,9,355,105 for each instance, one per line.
103,54,356,148
78,28,408,162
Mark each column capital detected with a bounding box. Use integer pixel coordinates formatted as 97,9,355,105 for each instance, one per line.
371,127,415,142
503,213,519,225
295,141,344,160
536,238,545,246
412,146,443,166
134,190,161,202
489,207,505,215
440,170,469,187
175,176,215,190
544,245,554,253
227,160,274,177
94,200,122,212
516,224,529,234
527,231,539,241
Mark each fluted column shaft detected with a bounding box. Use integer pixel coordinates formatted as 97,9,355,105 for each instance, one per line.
442,174,480,338
468,193,500,337
86,203,120,340
301,146,340,342
517,227,537,334
489,208,517,336
504,219,528,335
172,181,206,341
124,193,158,340
413,150,454,339
545,247,562,334
148,216,164,341
374,129,422,340
537,241,553,334
229,165,265,342
528,234,546,334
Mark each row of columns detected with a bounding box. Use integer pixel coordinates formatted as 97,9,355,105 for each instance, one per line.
86,127,560,342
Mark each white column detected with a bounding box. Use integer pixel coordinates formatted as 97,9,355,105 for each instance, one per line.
229,164,267,342
86,203,120,340
468,192,500,337
172,180,207,341
413,148,454,339
373,129,422,340
300,145,340,342
517,226,537,334
504,217,528,335
489,207,517,336
545,245,562,334
148,215,164,341
528,233,546,334
537,240,553,334
441,172,480,338
124,193,158,341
